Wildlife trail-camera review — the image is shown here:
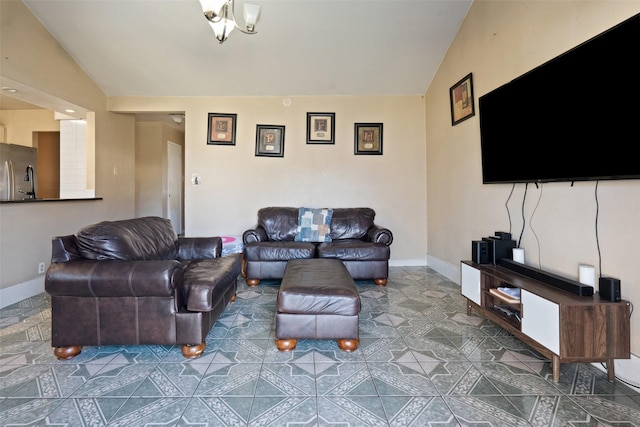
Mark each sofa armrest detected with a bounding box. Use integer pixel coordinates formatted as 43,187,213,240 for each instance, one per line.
243,226,268,244
367,225,394,246
45,259,183,298
176,237,222,260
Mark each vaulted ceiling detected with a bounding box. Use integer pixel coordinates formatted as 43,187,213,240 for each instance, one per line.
20,0,472,98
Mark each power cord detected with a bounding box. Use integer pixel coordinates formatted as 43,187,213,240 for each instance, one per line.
595,180,603,278
517,183,528,248
529,182,543,269
505,183,515,236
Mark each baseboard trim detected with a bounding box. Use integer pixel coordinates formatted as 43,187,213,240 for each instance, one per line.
426,254,459,282
0,277,44,309
390,258,427,267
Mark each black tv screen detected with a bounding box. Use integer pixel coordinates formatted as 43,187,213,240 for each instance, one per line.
479,13,640,184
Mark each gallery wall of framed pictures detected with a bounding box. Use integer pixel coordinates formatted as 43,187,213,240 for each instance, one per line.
206,111,384,157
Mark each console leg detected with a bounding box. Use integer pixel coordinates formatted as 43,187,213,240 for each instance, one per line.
606,359,616,382
552,355,560,382
337,339,359,352
467,299,472,316
275,339,297,351
182,342,206,359
374,278,387,286
246,278,260,287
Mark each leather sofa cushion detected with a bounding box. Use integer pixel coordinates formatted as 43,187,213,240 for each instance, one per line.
244,241,316,261
329,208,376,240
183,254,242,312
317,239,390,261
258,207,299,241
278,259,360,316
76,216,177,261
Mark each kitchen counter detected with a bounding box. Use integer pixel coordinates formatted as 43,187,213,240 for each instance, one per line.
0,197,103,204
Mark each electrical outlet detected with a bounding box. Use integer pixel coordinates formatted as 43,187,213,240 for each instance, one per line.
38,262,45,274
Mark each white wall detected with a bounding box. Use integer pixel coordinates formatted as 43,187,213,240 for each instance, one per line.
425,1,640,356
111,95,428,265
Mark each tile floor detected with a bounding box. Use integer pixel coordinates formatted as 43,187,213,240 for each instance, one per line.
1,266,639,426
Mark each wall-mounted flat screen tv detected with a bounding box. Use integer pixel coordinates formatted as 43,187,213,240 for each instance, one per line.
479,13,640,184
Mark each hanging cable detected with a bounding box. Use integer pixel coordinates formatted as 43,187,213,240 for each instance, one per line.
505,183,515,235
595,180,602,278
517,183,528,248
529,182,543,269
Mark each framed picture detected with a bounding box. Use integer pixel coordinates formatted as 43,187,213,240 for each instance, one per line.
306,112,335,144
354,123,383,155
207,113,237,145
255,125,285,157
449,73,475,125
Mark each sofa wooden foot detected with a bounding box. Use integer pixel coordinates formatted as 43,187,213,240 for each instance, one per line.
182,342,206,359
275,339,297,351
230,293,236,302
53,345,83,360
374,278,387,286
246,278,260,287
337,339,359,352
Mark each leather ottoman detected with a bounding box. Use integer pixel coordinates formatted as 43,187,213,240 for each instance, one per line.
275,258,361,352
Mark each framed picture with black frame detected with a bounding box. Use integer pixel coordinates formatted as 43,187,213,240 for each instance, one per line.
449,73,475,126
354,123,383,155
255,125,285,157
207,113,237,145
306,112,335,144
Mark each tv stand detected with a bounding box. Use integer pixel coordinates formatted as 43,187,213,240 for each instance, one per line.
461,261,630,382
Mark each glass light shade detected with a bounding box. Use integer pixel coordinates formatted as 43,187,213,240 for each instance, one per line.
209,19,235,42
243,4,261,31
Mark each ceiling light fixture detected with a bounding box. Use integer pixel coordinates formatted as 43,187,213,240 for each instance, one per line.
198,0,261,44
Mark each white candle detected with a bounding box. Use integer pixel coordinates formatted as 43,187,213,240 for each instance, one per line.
578,264,595,287
512,248,525,264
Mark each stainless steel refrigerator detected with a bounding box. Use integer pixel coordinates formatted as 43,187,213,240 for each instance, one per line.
0,142,37,201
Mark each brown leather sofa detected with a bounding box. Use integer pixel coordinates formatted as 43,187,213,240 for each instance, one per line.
242,207,393,286
45,216,242,360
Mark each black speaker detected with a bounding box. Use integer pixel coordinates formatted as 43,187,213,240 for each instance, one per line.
599,277,621,302
472,240,489,264
482,237,516,265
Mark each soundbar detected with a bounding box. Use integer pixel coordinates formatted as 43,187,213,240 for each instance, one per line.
498,259,594,297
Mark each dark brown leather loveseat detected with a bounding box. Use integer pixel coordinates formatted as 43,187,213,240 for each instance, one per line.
242,207,393,286
45,216,242,360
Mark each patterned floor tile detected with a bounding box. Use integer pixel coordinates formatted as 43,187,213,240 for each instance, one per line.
194,362,261,397
381,395,461,426
70,363,158,398
179,396,253,426
1,266,639,426
249,396,318,426
318,395,387,427
107,397,189,426
0,397,68,426
444,394,532,426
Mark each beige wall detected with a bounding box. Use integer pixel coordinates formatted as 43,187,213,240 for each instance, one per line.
110,95,428,263
426,1,640,354
0,1,136,297
135,122,185,220
0,110,59,146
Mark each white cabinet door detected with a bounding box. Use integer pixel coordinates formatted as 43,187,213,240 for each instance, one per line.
461,263,481,305
521,289,560,355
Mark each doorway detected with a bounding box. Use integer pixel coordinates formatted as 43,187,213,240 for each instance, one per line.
167,141,183,235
